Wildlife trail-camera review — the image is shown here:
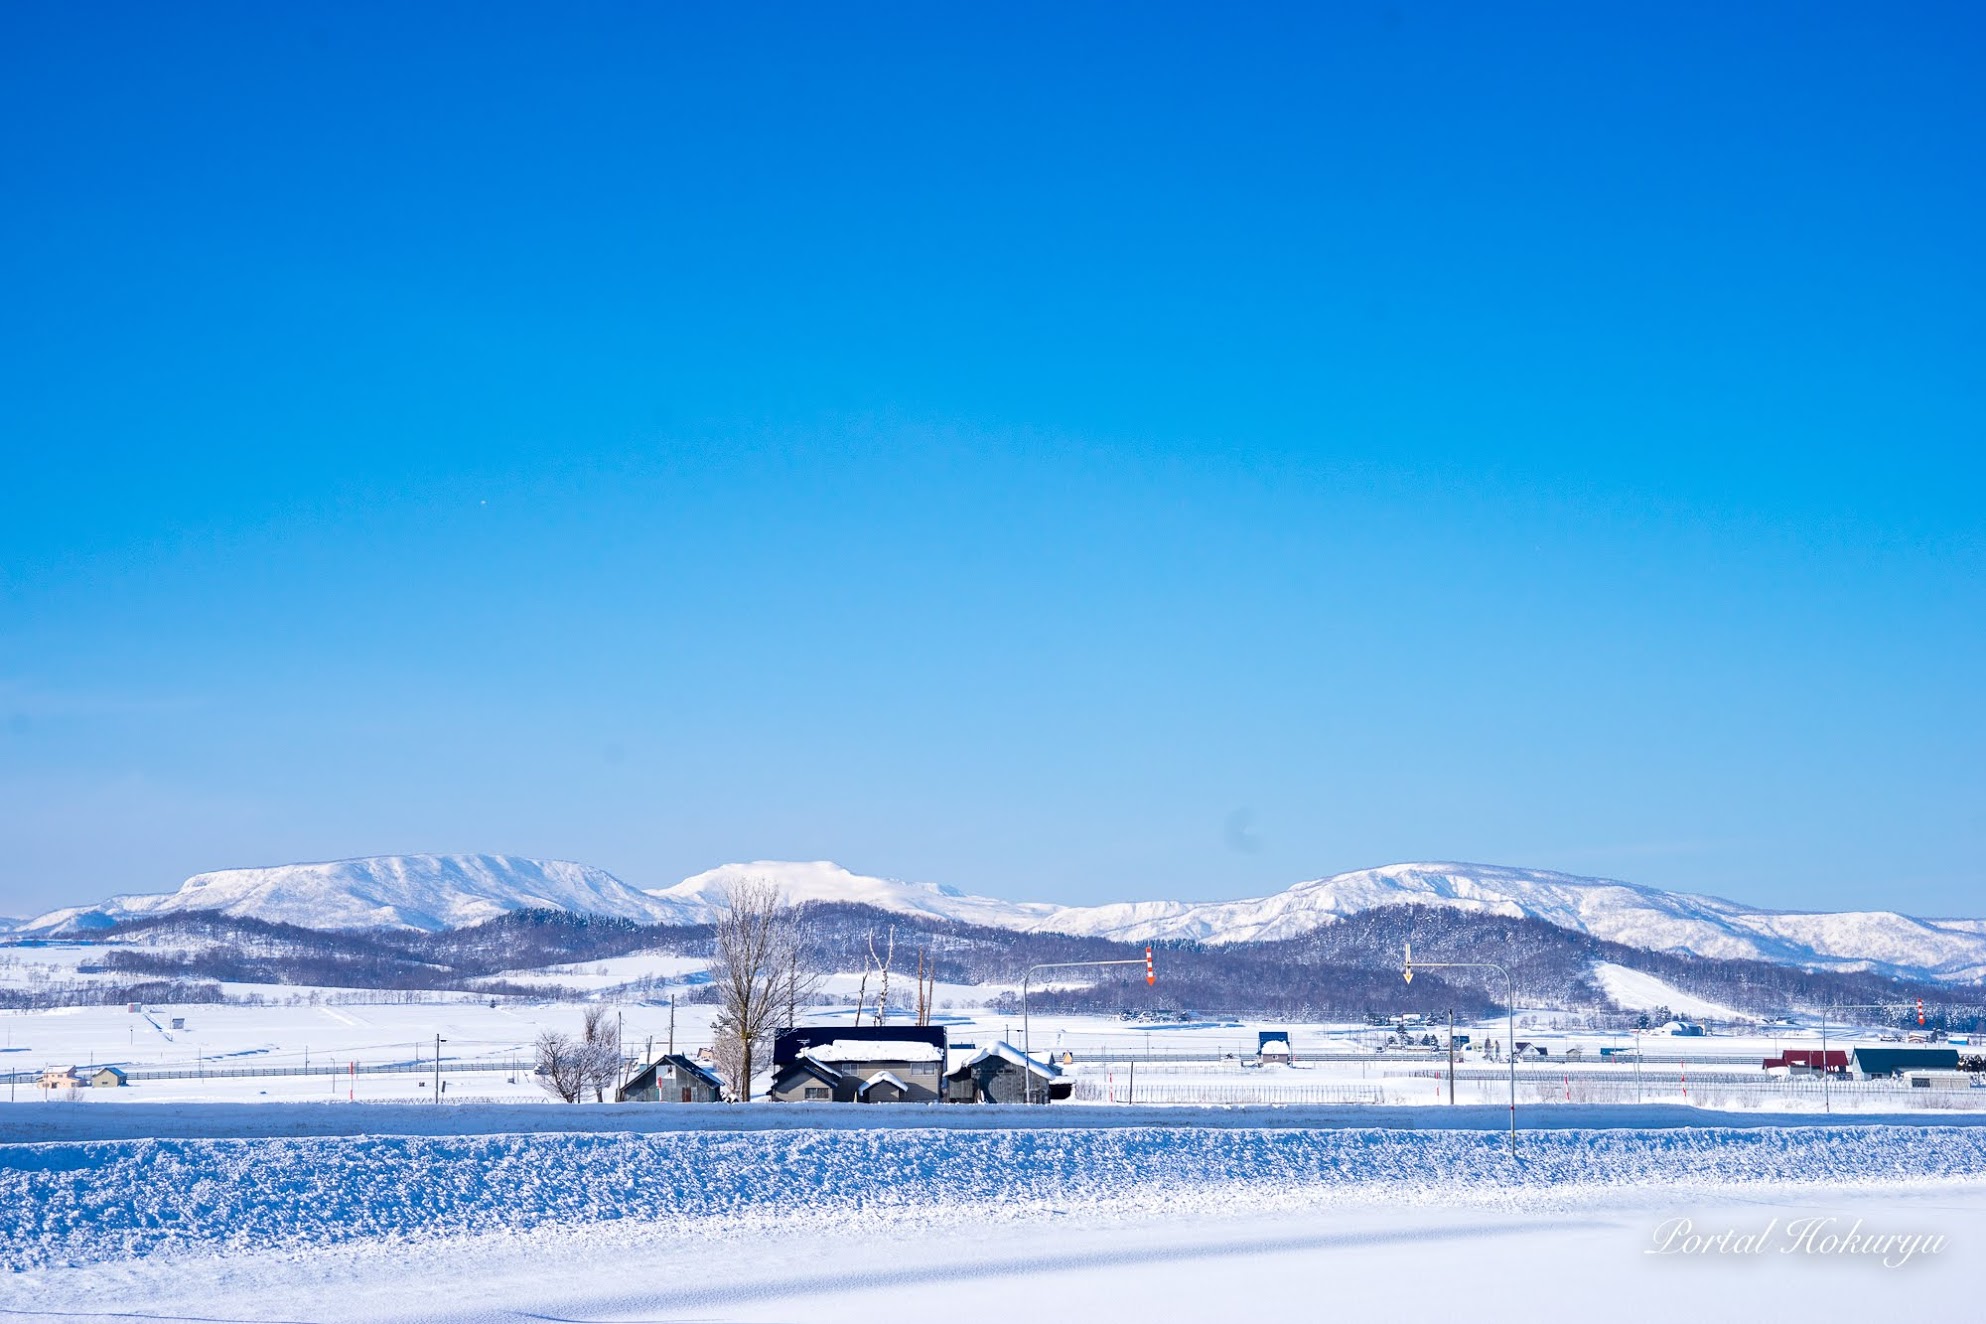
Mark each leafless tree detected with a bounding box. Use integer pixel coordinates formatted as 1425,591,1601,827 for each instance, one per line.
579,1003,621,1102
535,1029,587,1102
871,927,894,1024
709,878,819,1101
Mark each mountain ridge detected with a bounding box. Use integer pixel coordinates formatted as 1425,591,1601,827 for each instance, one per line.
15,854,1984,984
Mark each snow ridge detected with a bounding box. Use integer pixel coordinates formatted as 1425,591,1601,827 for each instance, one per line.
4,1123,1983,1271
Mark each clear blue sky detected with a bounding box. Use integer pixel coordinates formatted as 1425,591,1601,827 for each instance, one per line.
1,4,1981,919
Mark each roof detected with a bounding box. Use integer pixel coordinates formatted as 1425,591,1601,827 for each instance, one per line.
858,1070,909,1095
1763,1050,1848,1069
801,1039,946,1065
1851,1046,1961,1073
658,1053,721,1090
952,1041,1060,1079
772,1024,947,1068
775,1055,845,1089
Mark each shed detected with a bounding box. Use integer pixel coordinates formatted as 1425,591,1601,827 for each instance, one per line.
945,1042,1070,1104
1257,1032,1292,1062
89,1066,128,1088
617,1053,722,1103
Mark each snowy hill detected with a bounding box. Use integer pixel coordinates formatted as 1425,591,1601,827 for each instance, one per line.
1037,862,1986,982
17,854,684,934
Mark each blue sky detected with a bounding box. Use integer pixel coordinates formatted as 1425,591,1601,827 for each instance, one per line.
1,4,1981,918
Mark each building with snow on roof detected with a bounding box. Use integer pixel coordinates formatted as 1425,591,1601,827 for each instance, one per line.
945,1042,1071,1103
768,1026,948,1102
617,1053,722,1103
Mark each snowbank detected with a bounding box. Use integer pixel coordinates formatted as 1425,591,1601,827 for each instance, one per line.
4,1119,1985,1271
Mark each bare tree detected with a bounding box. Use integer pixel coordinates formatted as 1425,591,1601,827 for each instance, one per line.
535,1030,586,1103
579,1004,621,1102
709,879,819,1101
871,926,895,1024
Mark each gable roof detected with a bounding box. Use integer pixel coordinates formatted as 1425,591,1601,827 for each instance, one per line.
658,1053,722,1090
774,1055,845,1090
951,1041,1059,1080
858,1070,909,1095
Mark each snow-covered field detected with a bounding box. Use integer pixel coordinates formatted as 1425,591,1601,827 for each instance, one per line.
2,1105,1981,1321
5,991,1979,1114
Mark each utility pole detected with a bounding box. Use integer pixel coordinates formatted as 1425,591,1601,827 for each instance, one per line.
434,1034,445,1104
1447,1009,1456,1105
668,995,676,1056
1405,946,1516,1155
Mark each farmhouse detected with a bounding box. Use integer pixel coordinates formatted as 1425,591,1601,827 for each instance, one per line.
768,1026,949,1103
945,1042,1070,1103
89,1066,128,1088
617,1053,721,1103
37,1066,84,1090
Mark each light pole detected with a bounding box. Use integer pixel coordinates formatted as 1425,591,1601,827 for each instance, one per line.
434,1034,445,1105
1816,1003,1905,1114
1022,949,1156,1104
1404,944,1517,1154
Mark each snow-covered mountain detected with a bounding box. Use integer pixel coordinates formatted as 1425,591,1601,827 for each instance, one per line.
1036,862,1986,982
647,860,1066,930
18,854,684,934
15,854,1983,984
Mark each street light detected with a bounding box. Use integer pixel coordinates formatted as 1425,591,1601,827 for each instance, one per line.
1022,949,1156,1104
1404,943,1517,1155
434,1034,446,1105
1815,1003,1908,1114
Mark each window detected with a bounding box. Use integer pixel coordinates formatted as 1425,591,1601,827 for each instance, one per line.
804,1086,829,1100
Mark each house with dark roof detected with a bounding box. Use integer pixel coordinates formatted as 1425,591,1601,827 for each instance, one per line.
768,1025,949,1103
617,1053,722,1103
1851,1046,1962,1079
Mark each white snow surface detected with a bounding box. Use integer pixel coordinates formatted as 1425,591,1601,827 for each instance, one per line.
3,1107,1983,1274
1589,961,1747,1021
802,1040,947,1064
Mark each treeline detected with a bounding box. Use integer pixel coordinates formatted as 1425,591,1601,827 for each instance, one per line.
25,901,1979,1023
0,978,222,1010
94,909,707,993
